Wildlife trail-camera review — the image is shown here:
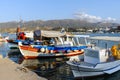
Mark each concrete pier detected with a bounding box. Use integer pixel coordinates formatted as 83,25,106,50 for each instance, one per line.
0,57,47,80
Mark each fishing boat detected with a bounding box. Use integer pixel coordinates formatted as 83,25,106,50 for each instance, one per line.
6,23,34,50
19,43,87,59
0,34,7,42
6,31,33,44
6,19,33,45
66,37,120,78
18,30,90,59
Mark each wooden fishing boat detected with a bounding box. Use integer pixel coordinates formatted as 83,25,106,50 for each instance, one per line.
18,31,90,59
19,42,87,59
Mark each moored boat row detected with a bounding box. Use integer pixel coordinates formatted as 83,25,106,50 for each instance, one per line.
6,26,90,59
6,26,120,79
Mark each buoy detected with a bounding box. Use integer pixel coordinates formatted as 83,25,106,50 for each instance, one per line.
45,48,49,53
50,50,54,53
50,50,57,53
41,48,45,53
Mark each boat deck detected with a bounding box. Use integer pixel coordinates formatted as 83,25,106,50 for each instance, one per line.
72,69,104,78
71,60,95,68
80,62,95,68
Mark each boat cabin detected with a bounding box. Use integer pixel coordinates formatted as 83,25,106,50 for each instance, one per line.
33,30,66,46
33,30,89,46
64,35,90,46
84,48,109,64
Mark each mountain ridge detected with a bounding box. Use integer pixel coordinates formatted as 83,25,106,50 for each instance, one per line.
0,19,119,32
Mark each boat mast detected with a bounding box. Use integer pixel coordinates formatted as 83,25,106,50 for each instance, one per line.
16,18,23,39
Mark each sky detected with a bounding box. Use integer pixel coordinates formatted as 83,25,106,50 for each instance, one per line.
0,0,120,23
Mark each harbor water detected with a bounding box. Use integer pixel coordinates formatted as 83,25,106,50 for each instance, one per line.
0,33,120,80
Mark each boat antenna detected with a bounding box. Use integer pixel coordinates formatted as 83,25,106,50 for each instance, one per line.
19,17,23,28
16,17,23,39
105,42,108,49
105,42,108,56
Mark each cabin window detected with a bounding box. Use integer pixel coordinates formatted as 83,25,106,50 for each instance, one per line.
85,50,99,58
78,37,86,45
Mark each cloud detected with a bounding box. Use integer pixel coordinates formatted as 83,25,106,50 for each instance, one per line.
104,17,116,22
74,12,116,23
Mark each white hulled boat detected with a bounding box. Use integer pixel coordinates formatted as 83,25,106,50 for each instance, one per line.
67,38,120,78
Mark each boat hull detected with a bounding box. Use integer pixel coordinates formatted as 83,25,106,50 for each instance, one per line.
67,60,120,77
72,70,104,78
7,39,18,44
19,45,84,59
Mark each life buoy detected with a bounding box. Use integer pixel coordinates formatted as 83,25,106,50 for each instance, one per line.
41,48,45,53
50,50,57,53
50,50,54,53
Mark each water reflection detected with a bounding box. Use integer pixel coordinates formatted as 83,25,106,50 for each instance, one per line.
76,71,120,80
20,58,74,80
0,42,10,57
21,58,64,72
